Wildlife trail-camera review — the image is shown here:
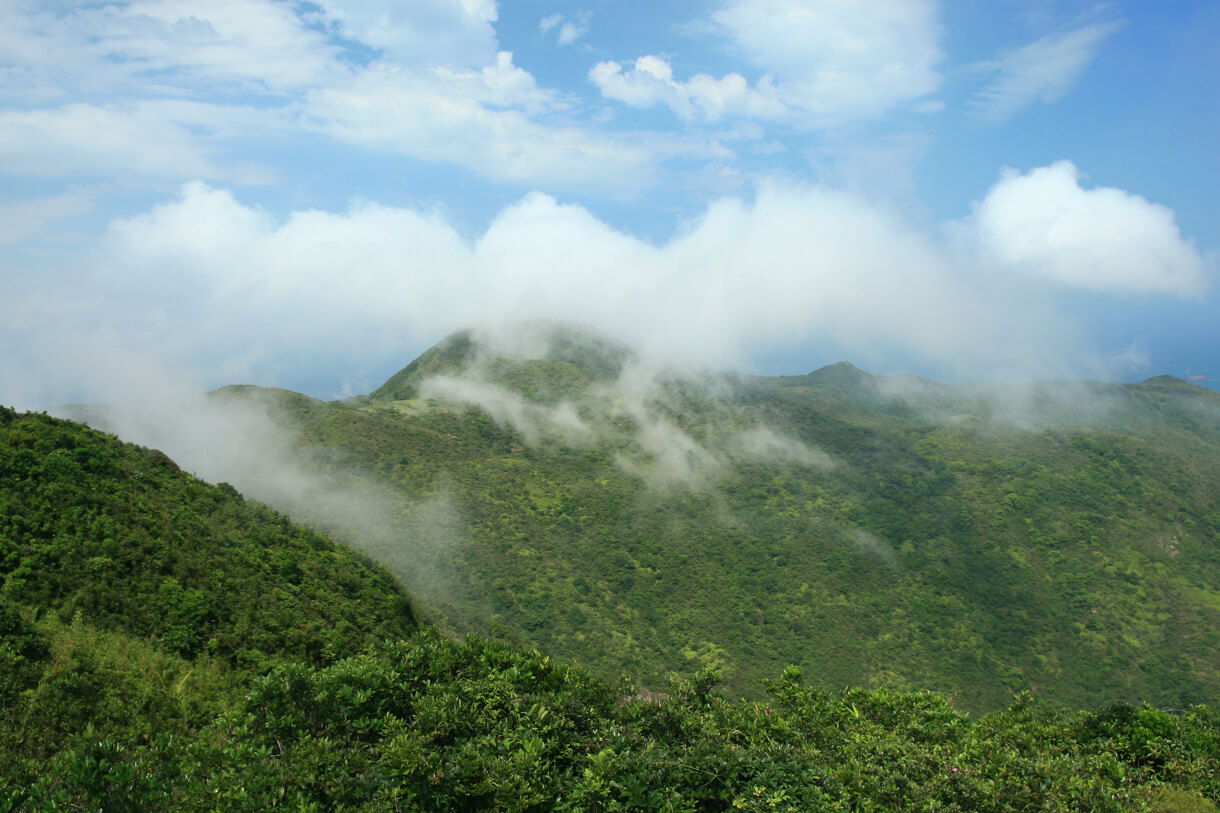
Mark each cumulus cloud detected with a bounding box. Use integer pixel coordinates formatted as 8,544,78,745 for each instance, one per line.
593,0,943,127
962,161,1208,296
590,56,785,123
709,0,942,121
970,21,1122,123
2,161,1205,412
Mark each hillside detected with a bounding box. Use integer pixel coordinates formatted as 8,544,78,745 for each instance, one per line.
210,324,1220,713
0,407,416,666
2,406,1219,811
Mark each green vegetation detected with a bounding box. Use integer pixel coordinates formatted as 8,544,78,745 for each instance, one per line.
224,326,1220,713
0,406,417,799
2,404,1218,810
17,638,1220,811
0,407,415,668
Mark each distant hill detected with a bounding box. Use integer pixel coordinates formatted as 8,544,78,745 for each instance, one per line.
82,327,1220,713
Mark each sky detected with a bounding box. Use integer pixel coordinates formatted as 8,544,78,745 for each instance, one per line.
1,0,1217,409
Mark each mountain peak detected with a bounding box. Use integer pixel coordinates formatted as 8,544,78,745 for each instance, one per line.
800,361,878,396
807,360,866,377
370,321,634,403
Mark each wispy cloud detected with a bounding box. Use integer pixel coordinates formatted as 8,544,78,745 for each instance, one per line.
969,20,1123,123
0,101,277,183
558,18,590,47
0,1,676,195
540,11,592,46
590,56,786,123
593,0,943,128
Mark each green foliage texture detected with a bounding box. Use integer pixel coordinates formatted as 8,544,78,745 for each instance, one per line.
1,401,1217,810
233,328,1220,713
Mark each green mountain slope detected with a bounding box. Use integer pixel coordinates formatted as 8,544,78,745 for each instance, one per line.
370,321,634,404
0,407,416,667
2,406,1218,811
226,326,1220,713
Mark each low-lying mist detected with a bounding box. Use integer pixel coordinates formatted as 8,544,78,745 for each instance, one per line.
408,324,838,493
30,317,1220,639
51,380,468,613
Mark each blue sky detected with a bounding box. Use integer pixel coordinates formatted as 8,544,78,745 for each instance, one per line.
1,0,1217,407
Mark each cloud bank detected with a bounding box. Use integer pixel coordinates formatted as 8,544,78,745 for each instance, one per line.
2,160,1208,411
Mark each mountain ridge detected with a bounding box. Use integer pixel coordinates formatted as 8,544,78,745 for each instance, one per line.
48,325,1220,712
4,406,1217,809
168,326,1220,713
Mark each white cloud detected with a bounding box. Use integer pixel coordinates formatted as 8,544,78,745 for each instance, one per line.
0,103,215,180
0,0,691,195
539,12,590,46
558,16,590,46
590,56,785,123
964,161,1208,296
727,426,834,470
320,0,500,68
0,1,332,184
113,0,340,90
710,0,942,120
304,65,663,191
593,0,943,127
6,174,1126,411
970,21,1122,123
0,0,507,100
419,375,591,446
0,0,339,101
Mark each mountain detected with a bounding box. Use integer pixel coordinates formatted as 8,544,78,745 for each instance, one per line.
195,325,1220,715
0,407,416,667
0,406,405,802
3,405,1218,811
369,320,635,404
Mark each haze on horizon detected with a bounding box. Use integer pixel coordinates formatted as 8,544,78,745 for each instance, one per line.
1,0,1217,412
